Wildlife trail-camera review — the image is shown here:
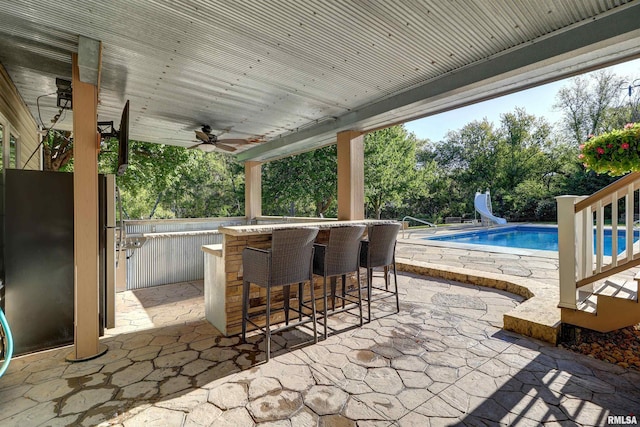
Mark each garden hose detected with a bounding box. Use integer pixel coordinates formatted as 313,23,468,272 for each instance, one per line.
0,307,13,378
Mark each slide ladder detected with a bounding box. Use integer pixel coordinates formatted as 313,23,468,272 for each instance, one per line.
474,190,507,225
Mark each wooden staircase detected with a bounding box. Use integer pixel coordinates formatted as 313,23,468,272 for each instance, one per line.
557,172,640,333
561,274,640,332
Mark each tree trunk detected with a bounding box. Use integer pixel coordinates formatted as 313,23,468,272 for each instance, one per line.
149,192,164,218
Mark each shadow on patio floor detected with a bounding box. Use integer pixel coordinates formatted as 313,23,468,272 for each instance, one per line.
1,273,639,426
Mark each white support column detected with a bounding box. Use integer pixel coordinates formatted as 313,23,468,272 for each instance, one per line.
556,195,580,309
337,130,364,220
245,161,262,221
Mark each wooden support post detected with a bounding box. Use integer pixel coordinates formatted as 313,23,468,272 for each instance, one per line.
337,130,364,220
69,52,107,361
245,161,262,221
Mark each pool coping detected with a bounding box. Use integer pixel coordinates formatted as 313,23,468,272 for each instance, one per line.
401,236,559,259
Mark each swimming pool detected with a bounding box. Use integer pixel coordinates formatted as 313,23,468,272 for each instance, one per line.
425,225,640,256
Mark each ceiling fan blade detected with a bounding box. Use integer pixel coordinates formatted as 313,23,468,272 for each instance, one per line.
216,143,237,152
195,130,210,142
187,143,201,150
218,138,250,145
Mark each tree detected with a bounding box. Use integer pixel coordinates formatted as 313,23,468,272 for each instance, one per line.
164,151,245,218
554,70,624,145
419,119,500,217
364,125,422,219
42,130,74,171
496,108,552,190
418,109,562,221
262,145,337,217
99,139,194,219
552,70,635,196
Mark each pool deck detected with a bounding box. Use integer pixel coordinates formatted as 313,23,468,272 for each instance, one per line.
396,225,640,345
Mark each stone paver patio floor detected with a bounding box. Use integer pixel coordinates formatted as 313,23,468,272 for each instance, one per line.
396,235,640,344
1,272,640,426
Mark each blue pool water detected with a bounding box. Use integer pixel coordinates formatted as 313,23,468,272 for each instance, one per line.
426,225,640,256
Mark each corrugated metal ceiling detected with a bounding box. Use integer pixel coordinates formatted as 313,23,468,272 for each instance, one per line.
0,0,638,161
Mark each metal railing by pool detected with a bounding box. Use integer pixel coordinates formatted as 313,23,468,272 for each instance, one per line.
400,216,436,239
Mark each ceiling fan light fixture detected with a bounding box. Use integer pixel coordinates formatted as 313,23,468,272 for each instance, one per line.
197,144,216,152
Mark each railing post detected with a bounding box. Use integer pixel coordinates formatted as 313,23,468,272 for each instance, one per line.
556,195,581,309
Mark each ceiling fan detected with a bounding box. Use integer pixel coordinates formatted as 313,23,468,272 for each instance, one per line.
189,125,252,153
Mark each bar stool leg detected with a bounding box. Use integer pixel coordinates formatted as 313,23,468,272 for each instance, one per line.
341,274,346,309
323,275,328,340
309,278,318,343
330,277,337,311
242,280,249,342
298,282,303,322
265,286,272,362
367,267,373,323
283,285,290,326
393,258,400,313
356,268,363,326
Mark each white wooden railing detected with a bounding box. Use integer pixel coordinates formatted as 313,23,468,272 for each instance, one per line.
557,172,640,309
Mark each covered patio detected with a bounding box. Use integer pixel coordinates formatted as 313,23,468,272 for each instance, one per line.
2,1,640,424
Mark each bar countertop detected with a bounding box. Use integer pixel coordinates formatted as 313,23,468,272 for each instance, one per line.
217,219,397,237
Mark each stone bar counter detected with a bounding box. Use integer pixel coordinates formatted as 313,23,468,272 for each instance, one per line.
201,219,395,336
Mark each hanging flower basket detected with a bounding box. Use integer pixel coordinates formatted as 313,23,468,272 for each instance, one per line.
579,123,640,176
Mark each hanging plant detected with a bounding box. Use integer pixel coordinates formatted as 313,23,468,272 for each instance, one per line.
579,123,640,176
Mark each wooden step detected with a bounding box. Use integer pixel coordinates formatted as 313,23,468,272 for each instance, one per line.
577,280,637,313
576,294,597,314
593,280,637,301
565,279,640,333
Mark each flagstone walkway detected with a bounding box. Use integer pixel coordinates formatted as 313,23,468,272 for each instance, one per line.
396,237,640,344
1,271,639,426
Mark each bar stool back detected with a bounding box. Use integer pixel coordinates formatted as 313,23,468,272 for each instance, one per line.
312,225,366,339
241,227,319,362
359,223,401,322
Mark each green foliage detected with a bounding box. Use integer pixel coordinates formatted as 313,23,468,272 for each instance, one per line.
579,123,640,176
501,179,548,221
364,125,423,219
553,71,624,145
98,139,244,219
535,199,557,222
164,151,244,218
42,130,74,171
421,111,559,221
262,145,337,217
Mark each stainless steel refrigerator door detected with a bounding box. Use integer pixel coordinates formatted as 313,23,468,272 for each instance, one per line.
105,174,116,328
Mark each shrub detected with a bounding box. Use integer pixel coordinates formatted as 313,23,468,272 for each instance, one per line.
535,199,557,221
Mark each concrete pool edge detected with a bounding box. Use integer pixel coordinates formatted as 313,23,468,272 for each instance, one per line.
396,258,561,345
400,236,559,259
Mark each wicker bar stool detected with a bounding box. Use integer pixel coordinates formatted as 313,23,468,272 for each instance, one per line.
360,223,401,322
310,225,366,339
241,227,319,362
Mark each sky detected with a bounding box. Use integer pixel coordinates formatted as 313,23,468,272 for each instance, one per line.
404,58,640,142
